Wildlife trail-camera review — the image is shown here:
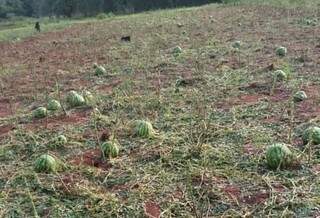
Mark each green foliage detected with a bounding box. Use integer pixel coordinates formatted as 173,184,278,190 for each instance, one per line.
96,13,107,20
266,143,294,170
0,0,222,18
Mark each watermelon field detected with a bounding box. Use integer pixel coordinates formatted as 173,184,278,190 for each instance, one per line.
1,1,320,217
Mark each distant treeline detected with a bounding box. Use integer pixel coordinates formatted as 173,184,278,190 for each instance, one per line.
0,0,223,18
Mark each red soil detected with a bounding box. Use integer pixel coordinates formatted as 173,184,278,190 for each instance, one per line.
144,201,161,218
70,149,111,170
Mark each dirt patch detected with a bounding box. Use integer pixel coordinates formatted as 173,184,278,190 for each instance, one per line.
144,201,161,218
295,100,320,121
0,98,17,118
27,109,90,130
222,185,241,201
243,143,262,155
58,173,83,194
70,149,111,170
238,94,264,105
97,79,123,93
0,124,15,137
269,87,291,102
241,190,269,205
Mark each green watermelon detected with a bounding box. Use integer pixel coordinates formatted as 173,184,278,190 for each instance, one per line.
94,64,106,76
302,127,320,145
133,120,155,138
232,41,241,49
47,99,61,111
293,91,307,102
33,107,47,119
34,154,58,173
101,140,120,159
83,91,95,106
173,46,183,56
266,143,293,170
55,135,67,147
274,70,287,81
276,46,287,57
66,91,85,108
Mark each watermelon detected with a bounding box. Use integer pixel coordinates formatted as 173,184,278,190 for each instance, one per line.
66,91,85,108
55,135,67,147
47,99,61,111
232,41,241,49
83,91,95,106
266,143,293,170
133,120,155,138
101,140,120,159
173,46,183,56
33,107,47,119
34,154,58,173
274,70,287,81
302,126,320,145
293,91,307,102
276,46,287,57
94,63,106,76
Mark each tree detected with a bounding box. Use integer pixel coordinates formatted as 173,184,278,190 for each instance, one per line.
0,0,223,19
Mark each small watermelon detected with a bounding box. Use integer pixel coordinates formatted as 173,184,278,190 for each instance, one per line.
293,91,307,103
274,70,287,81
33,107,47,119
47,99,61,111
34,154,58,173
101,140,120,159
302,126,320,145
133,120,155,138
66,91,85,108
266,143,293,170
276,46,287,57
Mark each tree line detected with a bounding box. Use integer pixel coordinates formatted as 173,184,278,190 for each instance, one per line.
0,0,223,18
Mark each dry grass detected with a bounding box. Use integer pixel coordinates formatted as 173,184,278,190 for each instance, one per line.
0,3,320,217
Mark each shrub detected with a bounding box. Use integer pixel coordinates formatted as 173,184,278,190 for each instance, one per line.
96,13,107,20
32,107,47,119
66,91,85,108
266,143,294,170
302,126,320,145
